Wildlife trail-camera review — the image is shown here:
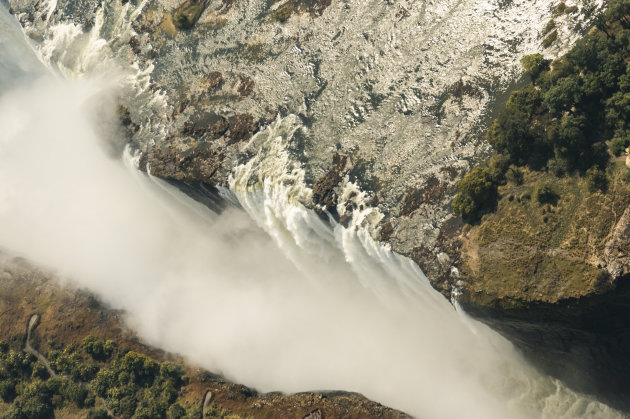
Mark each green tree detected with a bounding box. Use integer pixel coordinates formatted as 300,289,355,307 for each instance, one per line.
83,335,116,361
452,167,499,220
543,75,583,114
486,109,535,163
521,54,550,80
586,166,608,192
506,85,544,117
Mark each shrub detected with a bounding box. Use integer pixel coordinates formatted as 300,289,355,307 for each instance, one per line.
542,30,558,48
552,2,567,16
159,362,185,387
610,135,630,156
167,403,187,419
0,379,17,402
546,158,569,176
534,182,559,204
521,54,550,79
542,20,556,36
30,362,49,380
61,381,89,407
86,408,112,419
452,166,499,220
10,382,54,419
83,335,116,361
486,109,535,163
506,166,524,185
586,166,608,192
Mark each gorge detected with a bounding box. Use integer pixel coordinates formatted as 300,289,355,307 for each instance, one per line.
0,0,628,417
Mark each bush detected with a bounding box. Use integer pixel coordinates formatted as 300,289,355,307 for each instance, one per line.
452,166,499,220
542,30,558,48
546,157,569,176
30,362,49,380
610,135,630,156
83,336,116,361
10,382,54,419
159,363,185,387
534,182,559,204
167,404,187,419
61,381,89,407
521,54,550,79
0,379,17,402
505,166,524,185
586,166,608,192
86,408,112,419
542,20,555,36
48,347,83,379
486,109,535,163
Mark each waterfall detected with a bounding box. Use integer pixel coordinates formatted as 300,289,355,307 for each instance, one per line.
0,3,623,418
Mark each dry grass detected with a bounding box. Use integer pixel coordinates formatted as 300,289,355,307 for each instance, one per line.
461,165,630,305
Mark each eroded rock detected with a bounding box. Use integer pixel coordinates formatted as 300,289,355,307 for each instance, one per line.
604,206,630,279
227,114,259,144
312,154,348,212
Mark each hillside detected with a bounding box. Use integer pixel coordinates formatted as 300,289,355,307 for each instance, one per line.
0,256,409,419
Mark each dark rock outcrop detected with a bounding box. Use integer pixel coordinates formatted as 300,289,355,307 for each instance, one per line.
237,76,254,98
227,114,259,144
312,154,348,213
201,71,224,92
173,0,207,30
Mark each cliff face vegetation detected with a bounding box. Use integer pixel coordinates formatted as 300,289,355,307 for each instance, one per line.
456,0,630,307
0,258,409,419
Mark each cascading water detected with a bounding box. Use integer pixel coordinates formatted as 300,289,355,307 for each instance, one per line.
0,2,625,419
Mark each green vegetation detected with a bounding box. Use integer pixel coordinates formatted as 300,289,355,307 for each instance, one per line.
0,336,197,419
92,352,187,418
453,0,630,221
534,182,558,204
83,335,116,361
461,165,630,303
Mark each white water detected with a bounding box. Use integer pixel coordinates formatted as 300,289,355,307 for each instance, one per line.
0,4,623,419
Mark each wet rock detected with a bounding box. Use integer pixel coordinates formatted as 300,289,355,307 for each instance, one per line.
237,75,254,97
117,105,140,137
201,72,224,92
183,113,229,140
147,137,225,183
272,0,333,21
227,114,259,144
449,78,484,101
302,409,322,419
129,35,142,55
399,175,449,217
312,154,348,212
379,221,394,242
173,0,207,30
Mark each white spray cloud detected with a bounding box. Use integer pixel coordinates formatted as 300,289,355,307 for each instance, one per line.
0,6,622,419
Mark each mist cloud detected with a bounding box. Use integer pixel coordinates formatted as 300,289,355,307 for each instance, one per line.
0,14,621,419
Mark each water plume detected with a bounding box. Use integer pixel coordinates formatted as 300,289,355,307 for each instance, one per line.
0,6,622,419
